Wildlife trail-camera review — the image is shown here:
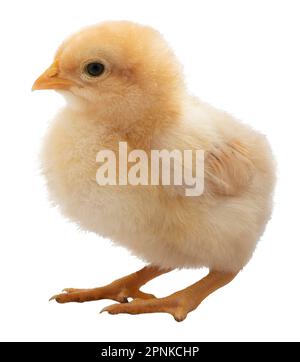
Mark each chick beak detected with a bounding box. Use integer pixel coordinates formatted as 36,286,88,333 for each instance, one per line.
32,60,75,91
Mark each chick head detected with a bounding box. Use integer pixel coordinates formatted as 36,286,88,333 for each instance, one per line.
32,21,184,118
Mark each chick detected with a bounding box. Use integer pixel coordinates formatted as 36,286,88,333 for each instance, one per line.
32,21,275,321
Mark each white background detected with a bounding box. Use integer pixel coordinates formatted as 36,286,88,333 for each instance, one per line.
0,0,299,342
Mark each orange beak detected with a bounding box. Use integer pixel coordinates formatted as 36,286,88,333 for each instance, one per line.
32,60,76,91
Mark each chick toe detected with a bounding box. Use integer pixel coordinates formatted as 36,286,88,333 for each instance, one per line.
100,296,185,321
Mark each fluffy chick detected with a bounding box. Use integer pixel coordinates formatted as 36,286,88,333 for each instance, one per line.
33,21,275,321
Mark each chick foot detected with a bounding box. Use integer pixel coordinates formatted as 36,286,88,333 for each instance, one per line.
49,265,170,304
101,295,188,321
101,270,238,322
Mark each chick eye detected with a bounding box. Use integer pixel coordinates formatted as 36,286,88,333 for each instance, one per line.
84,62,105,77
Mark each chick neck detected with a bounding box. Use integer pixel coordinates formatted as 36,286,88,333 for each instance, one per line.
64,89,184,150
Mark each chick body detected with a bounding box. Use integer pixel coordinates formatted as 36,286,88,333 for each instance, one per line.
42,98,275,273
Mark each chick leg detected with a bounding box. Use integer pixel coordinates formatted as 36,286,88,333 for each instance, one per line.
102,270,237,321
50,265,170,304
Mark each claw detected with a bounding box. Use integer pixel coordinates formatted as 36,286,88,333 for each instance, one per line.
100,304,119,314
100,306,108,314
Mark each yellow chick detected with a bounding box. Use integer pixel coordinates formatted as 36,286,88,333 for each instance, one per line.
32,21,275,321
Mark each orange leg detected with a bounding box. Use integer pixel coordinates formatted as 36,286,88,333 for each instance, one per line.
102,270,238,321
50,265,170,304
